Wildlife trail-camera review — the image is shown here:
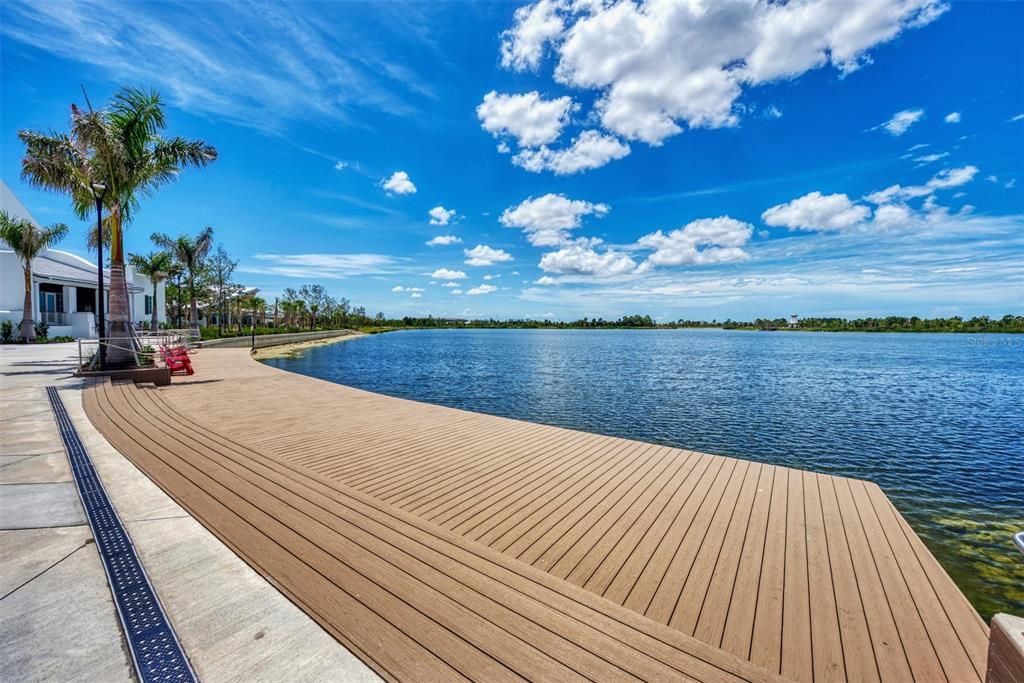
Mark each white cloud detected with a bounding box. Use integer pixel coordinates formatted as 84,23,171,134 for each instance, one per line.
482,274,501,281
426,234,462,246
879,108,924,136
913,152,949,164
451,289,464,294
428,205,456,225
512,129,630,174
391,286,423,293
431,268,467,280
535,276,558,285
410,292,422,298
0,1,436,134
636,216,753,266
762,192,871,231
1012,114,1024,122
765,105,783,119
477,90,576,147
865,165,978,203
500,193,609,246
498,1,945,147
944,111,961,123
441,281,460,288
464,245,514,266
391,285,405,292
907,143,930,151
466,284,498,296
497,142,511,154
539,244,636,278
334,161,348,170
243,253,400,280
501,0,565,71
381,171,416,195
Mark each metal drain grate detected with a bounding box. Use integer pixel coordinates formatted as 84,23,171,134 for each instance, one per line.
47,385,197,683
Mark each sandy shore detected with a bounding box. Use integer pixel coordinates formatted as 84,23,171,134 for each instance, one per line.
252,332,365,359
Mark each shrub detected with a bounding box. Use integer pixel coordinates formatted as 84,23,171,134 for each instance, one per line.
46,335,75,343
0,320,12,343
34,321,49,340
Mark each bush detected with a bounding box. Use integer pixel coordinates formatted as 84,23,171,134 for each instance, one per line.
0,320,12,343
46,335,75,343
34,321,49,341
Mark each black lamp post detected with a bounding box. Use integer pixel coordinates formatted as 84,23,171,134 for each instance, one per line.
92,182,106,368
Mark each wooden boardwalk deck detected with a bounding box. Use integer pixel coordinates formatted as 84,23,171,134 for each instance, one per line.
84,348,989,682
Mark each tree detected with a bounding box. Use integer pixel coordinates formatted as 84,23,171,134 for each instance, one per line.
19,87,216,358
0,211,69,341
298,284,328,329
206,245,237,334
128,251,173,330
151,227,214,336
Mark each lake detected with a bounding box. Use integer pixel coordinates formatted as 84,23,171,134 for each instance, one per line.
263,328,1024,618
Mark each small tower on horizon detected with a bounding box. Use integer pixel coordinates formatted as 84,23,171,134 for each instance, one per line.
789,313,799,329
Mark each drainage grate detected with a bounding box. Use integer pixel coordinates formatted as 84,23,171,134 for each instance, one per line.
47,385,197,683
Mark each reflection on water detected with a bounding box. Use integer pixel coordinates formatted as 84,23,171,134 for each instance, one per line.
264,328,1024,618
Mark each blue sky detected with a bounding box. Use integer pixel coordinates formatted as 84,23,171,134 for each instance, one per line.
2,0,1022,321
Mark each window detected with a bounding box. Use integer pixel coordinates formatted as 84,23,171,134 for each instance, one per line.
144,295,153,315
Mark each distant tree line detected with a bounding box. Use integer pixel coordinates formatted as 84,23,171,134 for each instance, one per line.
385,314,1023,333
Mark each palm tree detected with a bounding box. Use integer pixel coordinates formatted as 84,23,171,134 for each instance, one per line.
0,210,69,342
151,227,214,336
19,87,216,358
128,251,173,330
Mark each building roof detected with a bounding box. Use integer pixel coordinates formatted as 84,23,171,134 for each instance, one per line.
32,250,111,286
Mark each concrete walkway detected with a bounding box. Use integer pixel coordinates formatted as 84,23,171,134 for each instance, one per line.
0,343,378,682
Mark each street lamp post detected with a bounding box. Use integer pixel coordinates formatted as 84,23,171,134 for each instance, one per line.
92,183,106,369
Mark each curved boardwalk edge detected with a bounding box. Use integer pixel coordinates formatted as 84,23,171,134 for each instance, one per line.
85,377,786,683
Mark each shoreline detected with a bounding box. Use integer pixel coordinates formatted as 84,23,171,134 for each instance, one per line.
251,331,365,359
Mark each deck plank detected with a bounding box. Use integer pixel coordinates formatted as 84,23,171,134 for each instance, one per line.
130,348,988,682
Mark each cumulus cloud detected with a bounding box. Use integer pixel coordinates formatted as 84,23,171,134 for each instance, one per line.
428,205,456,226
381,170,416,194
497,1,945,147
334,161,348,170
441,281,460,288
944,111,961,123
535,276,557,285
539,244,636,277
879,108,924,136
762,192,871,231
477,90,576,147
501,0,565,71
391,286,424,293
483,274,500,281
464,245,514,266
866,165,978,203
431,268,467,280
500,193,609,246
636,216,753,266
410,292,422,298
466,284,498,296
426,234,462,246
512,129,630,174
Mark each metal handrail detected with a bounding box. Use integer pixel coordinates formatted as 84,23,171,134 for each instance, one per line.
77,331,192,370
1015,531,1024,556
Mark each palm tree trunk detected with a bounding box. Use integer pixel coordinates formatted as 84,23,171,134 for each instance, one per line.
106,206,137,365
151,280,159,330
188,276,200,336
20,266,35,342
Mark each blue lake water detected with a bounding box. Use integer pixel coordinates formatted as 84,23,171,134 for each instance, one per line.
264,328,1024,617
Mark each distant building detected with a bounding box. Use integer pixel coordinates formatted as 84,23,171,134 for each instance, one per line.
789,313,799,329
0,181,164,338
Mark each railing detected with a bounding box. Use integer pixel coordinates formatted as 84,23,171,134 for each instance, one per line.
77,330,192,370
1015,531,1024,556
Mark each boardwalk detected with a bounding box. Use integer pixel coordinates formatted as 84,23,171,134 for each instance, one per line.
84,349,989,682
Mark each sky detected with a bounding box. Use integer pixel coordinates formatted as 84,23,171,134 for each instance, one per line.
1,0,1022,322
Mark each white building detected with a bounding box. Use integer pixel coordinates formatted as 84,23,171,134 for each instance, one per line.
0,181,165,338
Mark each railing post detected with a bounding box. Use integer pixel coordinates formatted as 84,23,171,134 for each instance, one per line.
987,613,1024,682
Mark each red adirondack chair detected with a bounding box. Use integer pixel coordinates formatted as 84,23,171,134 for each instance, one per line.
159,347,194,376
